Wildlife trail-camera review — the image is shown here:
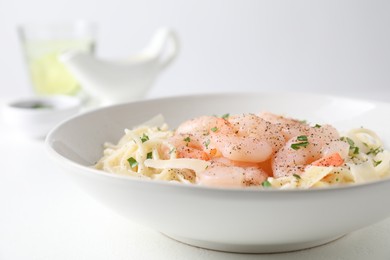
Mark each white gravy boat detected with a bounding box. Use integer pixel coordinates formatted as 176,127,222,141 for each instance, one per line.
60,28,179,105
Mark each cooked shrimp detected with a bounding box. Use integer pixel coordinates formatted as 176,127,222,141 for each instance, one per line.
272,127,348,178
258,111,303,125
175,116,231,136
321,140,350,158
210,157,274,176
210,133,273,162
169,133,210,160
173,115,233,157
311,152,344,167
197,163,268,187
211,157,260,168
258,111,311,141
308,124,340,145
207,114,284,162
228,114,285,151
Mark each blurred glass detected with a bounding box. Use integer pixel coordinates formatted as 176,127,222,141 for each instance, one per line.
18,21,96,96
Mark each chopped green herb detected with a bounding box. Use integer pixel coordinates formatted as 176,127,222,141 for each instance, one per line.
314,124,321,128
183,137,191,142
211,127,218,132
341,137,361,156
169,148,176,154
367,147,383,156
290,136,310,150
204,139,210,149
373,160,382,167
221,113,230,119
141,133,149,143
291,141,309,150
297,135,308,141
213,113,230,119
262,180,271,187
346,138,355,147
293,174,301,179
127,157,138,168
157,127,161,131
299,119,307,124
340,137,355,147
336,178,339,182
146,152,153,159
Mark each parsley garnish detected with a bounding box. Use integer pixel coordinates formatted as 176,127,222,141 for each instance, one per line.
340,137,355,147
204,139,210,149
211,127,218,132
213,113,230,119
293,174,301,179
127,157,138,168
146,152,153,159
314,124,321,128
291,142,309,150
183,137,191,142
262,180,271,187
291,141,309,150
340,137,360,156
290,135,309,150
373,160,382,167
367,147,383,156
221,113,230,119
169,148,176,154
141,133,149,143
291,135,309,150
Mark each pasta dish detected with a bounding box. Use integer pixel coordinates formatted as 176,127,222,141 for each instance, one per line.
95,113,390,189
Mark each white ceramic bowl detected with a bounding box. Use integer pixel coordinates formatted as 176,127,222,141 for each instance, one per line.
45,92,390,253
2,95,81,139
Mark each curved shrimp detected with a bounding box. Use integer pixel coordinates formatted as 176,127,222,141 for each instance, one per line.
258,111,303,125
211,157,274,176
172,115,232,157
169,133,210,160
210,134,273,162
228,114,285,151
175,116,231,136
258,111,311,141
197,162,269,187
207,114,284,163
272,126,348,178
211,157,261,168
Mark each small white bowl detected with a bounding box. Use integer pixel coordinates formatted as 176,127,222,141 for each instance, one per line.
2,95,81,139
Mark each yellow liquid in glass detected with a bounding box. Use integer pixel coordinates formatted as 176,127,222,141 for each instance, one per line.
24,40,94,95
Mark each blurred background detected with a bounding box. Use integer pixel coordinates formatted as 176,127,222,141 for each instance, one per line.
0,0,389,101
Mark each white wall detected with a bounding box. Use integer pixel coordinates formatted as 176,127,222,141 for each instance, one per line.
0,0,389,101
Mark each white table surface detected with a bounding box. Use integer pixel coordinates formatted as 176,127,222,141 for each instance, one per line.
1,93,390,260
